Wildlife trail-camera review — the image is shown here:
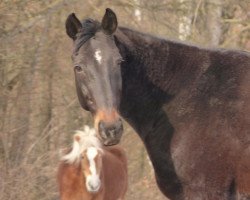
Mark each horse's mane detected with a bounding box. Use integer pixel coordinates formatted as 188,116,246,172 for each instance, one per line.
61,125,102,164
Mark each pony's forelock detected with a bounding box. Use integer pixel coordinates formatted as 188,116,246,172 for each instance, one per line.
61,126,102,164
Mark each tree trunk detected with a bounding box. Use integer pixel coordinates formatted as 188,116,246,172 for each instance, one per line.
206,0,222,46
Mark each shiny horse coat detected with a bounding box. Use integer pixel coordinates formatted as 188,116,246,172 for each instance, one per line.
65,8,250,200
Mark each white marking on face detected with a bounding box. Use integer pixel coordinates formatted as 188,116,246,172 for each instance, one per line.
87,147,98,175
94,49,102,64
86,175,100,192
86,147,101,192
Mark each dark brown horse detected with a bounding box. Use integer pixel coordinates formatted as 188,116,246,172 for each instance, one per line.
65,8,250,200
58,126,127,200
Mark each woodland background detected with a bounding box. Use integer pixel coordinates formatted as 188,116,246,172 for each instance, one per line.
0,0,249,199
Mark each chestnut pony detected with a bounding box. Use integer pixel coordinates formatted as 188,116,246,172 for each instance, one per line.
58,126,127,200
65,8,250,200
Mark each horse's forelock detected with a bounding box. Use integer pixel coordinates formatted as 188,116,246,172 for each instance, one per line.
74,19,100,53
61,128,102,164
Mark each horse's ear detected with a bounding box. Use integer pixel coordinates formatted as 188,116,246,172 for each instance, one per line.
65,13,82,40
101,8,118,35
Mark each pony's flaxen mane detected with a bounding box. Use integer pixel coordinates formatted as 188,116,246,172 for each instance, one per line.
62,126,102,164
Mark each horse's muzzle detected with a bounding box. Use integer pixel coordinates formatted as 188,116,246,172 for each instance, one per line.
98,119,123,146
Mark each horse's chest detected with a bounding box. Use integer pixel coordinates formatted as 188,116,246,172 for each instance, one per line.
170,121,238,188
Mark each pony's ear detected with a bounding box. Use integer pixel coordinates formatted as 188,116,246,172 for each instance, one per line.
65,13,82,40
74,134,81,142
101,8,118,35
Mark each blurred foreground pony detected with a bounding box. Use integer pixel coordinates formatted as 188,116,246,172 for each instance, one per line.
58,126,127,200
65,8,250,200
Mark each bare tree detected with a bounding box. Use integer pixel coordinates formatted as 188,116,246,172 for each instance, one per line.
0,0,249,200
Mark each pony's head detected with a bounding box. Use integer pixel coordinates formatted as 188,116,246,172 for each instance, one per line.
65,8,123,145
81,147,103,193
61,126,102,164
61,126,103,193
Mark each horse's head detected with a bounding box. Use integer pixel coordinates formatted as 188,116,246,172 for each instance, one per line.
66,8,123,145
81,147,103,193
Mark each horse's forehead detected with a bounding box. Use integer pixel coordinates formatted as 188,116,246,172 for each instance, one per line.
86,147,98,160
94,48,102,64
74,34,119,60
74,40,104,61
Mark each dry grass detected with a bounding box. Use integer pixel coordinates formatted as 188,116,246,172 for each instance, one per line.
0,151,59,200
0,124,167,200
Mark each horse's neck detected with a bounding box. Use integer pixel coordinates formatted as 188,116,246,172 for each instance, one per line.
116,28,200,197
118,27,209,96
117,28,209,129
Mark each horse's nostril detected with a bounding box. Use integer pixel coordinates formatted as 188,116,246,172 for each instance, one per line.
87,180,100,192
98,121,107,138
98,119,123,141
115,119,123,132
90,184,95,190
98,121,106,134
108,129,116,138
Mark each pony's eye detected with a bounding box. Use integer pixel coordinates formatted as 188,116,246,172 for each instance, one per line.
74,66,82,72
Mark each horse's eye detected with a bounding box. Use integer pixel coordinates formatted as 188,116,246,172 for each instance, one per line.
88,99,94,105
74,66,82,72
117,59,124,65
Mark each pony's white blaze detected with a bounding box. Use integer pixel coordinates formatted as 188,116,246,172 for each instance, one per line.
86,147,101,192
87,147,98,175
94,49,102,64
